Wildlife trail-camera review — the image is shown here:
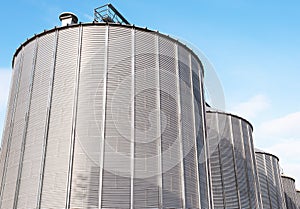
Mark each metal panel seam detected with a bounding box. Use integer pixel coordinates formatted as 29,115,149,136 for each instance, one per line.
175,43,186,209
65,25,83,209
198,62,212,209
270,155,278,208
130,27,135,209
0,47,24,208
238,119,252,208
189,53,201,208
247,125,261,209
36,29,59,209
13,38,39,209
228,116,242,209
264,155,273,208
215,113,226,209
156,34,163,209
98,25,109,209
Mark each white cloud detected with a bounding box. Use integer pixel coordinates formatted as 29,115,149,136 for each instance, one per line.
264,139,300,189
260,112,300,137
229,94,269,119
257,112,300,188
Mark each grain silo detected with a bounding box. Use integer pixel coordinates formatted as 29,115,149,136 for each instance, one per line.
255,149,286,209
0,4,212,209
206,108,262,209
296,190,300,209
281,175,298,209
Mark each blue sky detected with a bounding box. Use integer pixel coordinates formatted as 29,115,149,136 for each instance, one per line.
0,0,299,187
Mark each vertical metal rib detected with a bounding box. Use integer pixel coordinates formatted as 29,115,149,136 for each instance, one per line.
175,43,186,209
130,27,135,209
238,119,252,208
198,63,212,209
65,25,83,209
246,125,261,208
228,116,242,209
155,34,163,209
36,30,59,209
13,38,39,209
270,154,276,209
188,54,201,208
264,155,273,209
98,25,109,209
0,47,24,208
215,113,226,209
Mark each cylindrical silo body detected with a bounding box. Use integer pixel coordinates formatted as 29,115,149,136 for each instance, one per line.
0,23,211,208
255,149,287,209
206,109,262,209
296,191,300,209
281,176,298,209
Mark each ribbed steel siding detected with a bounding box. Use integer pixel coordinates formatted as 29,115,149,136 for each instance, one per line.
273,158,286,209
17,33,56,209
249,127,263,208
296,191,300,209
206,113,225,209
1,24,210,208
178,45,199,208
159,36,183,208
40,27,79,208
1,41,36,209
192,56,209,209
219,114,239,208
0,49,23,208
133,30,160,208
282,176,298,209
206,111,261,209
255,151,286,209
69,25,106,208
256,153,270,209
232,117,251,208
101,26,132,208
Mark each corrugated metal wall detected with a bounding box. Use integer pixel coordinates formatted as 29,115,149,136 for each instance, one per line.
296,191,300,209
0,47,22,207
0,24,210,209
159,36,183,208
17,33,56,209
206,110,262,209
281,176,298,209
255,151,287,209
1,40,36,209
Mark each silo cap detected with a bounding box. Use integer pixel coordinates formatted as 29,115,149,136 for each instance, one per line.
59,12,78,26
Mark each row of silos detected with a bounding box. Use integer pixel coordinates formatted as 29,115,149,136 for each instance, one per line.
0,8,299,209
206,107,300,209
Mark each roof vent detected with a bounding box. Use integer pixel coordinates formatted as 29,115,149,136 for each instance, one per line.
59,12,78,26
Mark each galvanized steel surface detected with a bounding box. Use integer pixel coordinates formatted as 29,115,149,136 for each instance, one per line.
255,151,287,209
0,23,211,209
206,110,262,209
281,176,298,209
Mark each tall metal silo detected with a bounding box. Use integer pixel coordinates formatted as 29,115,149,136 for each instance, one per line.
281,175,298,209
296,190,300,209
296,190,300,208
255,149,287,209
0,5,212,209
206,109,262,209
